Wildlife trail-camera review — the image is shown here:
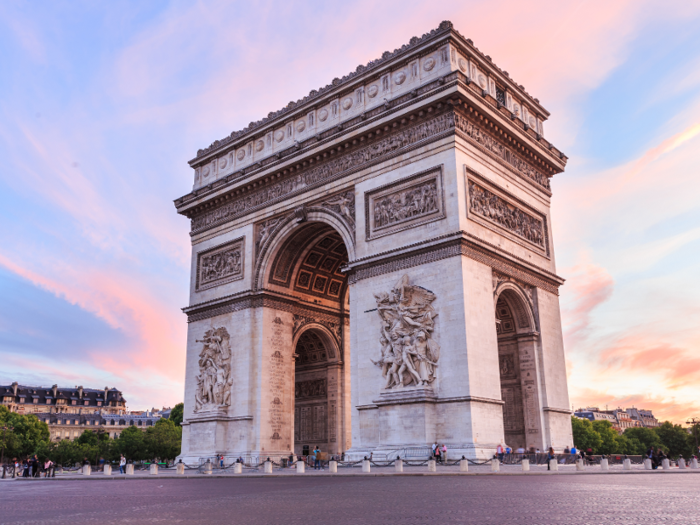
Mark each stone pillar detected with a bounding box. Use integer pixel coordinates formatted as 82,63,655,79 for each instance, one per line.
233,463,242,474
203,460,212,475
296,461,305,474
82,464,91,476
460,458,469,472
149,463,158,475
428,459,436,472
516,336,546,451
395,459,403,473
548,459,558,471
103,465,112,476
521,459,529,471
576,459,584,471
678,458,686,469
263,460,272,474
362,458,371,473
662,459,670,470
491,460,500,473
644,458,652,470
691,458,699,469
600,458,609,471
623,459,631,470
329,460,338,473
176,463,185,475
125,464,134,475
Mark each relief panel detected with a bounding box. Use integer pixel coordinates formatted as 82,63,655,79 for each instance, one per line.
195,237,245,291
365,166,445,241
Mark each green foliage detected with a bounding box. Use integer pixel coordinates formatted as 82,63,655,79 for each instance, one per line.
144,419,182,461
115,426,146,461
654,422,693,458
0,405,51,461
169,403,184,428
623,426,663,452
571,417,602,452
591,420,620,455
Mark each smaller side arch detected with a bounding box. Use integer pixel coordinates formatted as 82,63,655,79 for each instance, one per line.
292,324,342,363
494,282,538,333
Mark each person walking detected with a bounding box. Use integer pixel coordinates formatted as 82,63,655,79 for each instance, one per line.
219,455,224,469
313,447,321,470
441,444,448,463
434,445,441,464
33,455,41,477
431,442,438,459
44,459,52,478
496,444,504,463
547,447,555,471
119,455,126,474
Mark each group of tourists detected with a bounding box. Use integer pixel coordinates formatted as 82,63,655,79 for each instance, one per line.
3,456,55,478
647,447,668,469
431,442,448,463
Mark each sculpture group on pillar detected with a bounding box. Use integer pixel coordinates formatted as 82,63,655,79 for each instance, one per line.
194,327,233,412
371,275,440,389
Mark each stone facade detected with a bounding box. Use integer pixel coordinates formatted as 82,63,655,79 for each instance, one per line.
175,21,572,462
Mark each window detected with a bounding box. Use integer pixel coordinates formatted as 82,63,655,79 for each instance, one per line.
84,400,89,406
33,398,38,404
97,401,102,407
19,398,25,403
71,400,77,405
74,419,78,425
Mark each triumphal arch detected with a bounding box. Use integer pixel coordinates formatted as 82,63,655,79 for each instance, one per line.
174,21,573,462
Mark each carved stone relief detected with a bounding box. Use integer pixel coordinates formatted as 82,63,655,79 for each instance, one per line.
293,314,342,347
468,180,545,248
321,190,355,237
194,327,233,412
365,167,445,240
196,237,244,291
295,379,327,399
255,217,284,258
371,275,440,389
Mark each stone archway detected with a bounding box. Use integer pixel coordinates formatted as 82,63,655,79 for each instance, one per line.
494,284,544,451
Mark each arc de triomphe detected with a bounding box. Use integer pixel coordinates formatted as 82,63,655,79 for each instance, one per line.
174,21,573,462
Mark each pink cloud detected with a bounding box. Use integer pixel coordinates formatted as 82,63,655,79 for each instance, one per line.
561,263,614,346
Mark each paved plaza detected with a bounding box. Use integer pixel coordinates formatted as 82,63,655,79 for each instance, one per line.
2,470,699,524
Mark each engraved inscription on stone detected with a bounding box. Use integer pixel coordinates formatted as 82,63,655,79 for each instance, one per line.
366,168,445,240
468,180,545,248
196,237,244,291
371,274,440,389
268,317,287,442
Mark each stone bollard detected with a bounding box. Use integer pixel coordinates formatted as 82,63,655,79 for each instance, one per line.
491,459,500,473
263,460,272,474
176,463,185,475
460,458,469,472
362,458,371,473
296,461,305,474
395,458,403,473
576,459,585,471
691,458,699,469
623,459,631,470
150,463,158,475
202,461,212,475
521,459,530,472
549,459,558,472
233,462,242,474
644,458,652,470
82,464,91,476
678,458,686,469
600,458,609,471
103,465,112,476
125,464,134,475
428,459,436,472
329,460,337,473
662,459,670,470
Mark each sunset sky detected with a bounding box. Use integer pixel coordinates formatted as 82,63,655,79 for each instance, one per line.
1,1,699,422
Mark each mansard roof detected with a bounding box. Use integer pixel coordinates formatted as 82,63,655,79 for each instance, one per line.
0,384,126,405
190,20,549,165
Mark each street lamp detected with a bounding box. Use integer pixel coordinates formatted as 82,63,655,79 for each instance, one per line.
687,417,700,454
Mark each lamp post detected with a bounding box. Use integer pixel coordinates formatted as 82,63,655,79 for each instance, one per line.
687,417,700,454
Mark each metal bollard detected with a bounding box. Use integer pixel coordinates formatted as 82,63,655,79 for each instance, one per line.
576,459,585,471
428,459,436,472
150,463,159,475
521,459,530,472
600,458,609,471
491,459,500,473
176,463,185,475
662,459,670,470
691,458,699,469
103,465,112,476
395,458,403,473
329,460,337,473
362,458,371,473
233,462,242,474
623,459,631,470
82,464,91,476
296,461,305,474
644,458,652,470
678,458,686,469
460,457,469,472
549,459,558,472
202,460,212,475
125,464,134,475
263,460,272,474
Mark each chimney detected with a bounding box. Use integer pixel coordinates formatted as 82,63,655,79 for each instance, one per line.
52,384,58,398
12,382,18,395
78,386,83,398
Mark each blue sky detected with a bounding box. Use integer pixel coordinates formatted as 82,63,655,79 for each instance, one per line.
1,0,699,420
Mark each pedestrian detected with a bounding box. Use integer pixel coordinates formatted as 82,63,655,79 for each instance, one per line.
570,446,577,455
24,458,30,477
564,446,570,454
547,447,555,471
431,441,438,458
441,444,447,463
44,459,52,478
119,455,126,474
33,455,41,477
434,445,441,464
496,444,504,463
99,457,105,471
505,445,511,460
313,446,321,470
220,455,224,469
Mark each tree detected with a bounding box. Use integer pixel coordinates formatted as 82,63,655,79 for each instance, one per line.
591,420,620,455
624,426,663,453
655,422,693,459
0,406,50,459
169,403,184,428
571,417,602,453
144,419,182,461
115,426,146,461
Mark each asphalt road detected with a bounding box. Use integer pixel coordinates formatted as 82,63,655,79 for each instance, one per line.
1,474,699,524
